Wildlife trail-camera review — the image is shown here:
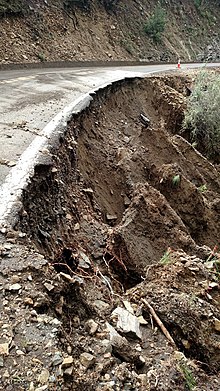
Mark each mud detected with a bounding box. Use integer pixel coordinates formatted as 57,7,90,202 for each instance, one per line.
1,71,220,390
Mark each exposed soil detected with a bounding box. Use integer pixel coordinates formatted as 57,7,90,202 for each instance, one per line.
0,0,220,65
0,70,220,390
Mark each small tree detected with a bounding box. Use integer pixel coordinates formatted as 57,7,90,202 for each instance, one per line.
144,6,166,43
64,0,91,11
100,0,120,11
183,70,220,161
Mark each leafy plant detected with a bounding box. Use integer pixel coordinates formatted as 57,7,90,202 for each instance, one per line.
160,248,172,265
182,71,220,162
0,0,28,17
100,0,120,11
121,39,134,55
37,52,46,62
172,174,181,188
198,184,207,193
144,6,166,43
194,0,202,10
179,362,196,390
64,0,91,11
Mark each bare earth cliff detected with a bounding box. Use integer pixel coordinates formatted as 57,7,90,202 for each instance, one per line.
0,0,220,64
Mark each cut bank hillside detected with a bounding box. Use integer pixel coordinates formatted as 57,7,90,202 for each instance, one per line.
0,0,219,65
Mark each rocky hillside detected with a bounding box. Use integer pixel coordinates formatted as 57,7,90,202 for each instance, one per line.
0,0,219,64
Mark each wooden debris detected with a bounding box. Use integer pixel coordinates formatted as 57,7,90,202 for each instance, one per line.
141,298,176,346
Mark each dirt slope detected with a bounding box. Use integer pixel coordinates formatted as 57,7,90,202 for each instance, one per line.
0,0,219,64
0,70,217,389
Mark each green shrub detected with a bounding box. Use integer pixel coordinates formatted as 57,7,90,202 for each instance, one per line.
100,0,120,11
144,6,166,43
183,71,220,161
194,0,202,10
0,0,28,17
64,0,91,11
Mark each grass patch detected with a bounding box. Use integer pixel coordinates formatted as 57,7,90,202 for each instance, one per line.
179,362,196,390
160,248,173,265
182,70,220,162
0,0,28,17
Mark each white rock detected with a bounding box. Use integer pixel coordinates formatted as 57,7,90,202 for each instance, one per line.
0,343,9,356
9,283,21,291
86,319,98,335
38,369,50,384
111,307,142,339
61,356,74,368
80,353,95,369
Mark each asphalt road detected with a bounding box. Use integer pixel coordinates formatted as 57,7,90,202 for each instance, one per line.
0,62,219,185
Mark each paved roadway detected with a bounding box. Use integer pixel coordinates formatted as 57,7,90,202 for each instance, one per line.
0,62,219,185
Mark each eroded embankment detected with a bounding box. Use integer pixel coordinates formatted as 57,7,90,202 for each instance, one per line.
19,74,220,268
1,73,220,390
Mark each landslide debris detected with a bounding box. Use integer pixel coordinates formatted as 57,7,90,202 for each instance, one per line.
1,70,220,390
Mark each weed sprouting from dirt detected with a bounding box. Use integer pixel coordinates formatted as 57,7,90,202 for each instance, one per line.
172,174,181,188
160,247,173,265
179,361,197,390
198,184,207,193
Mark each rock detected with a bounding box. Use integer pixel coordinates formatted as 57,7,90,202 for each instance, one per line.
52,353,63,366
106,214,117,221
61,356,73,368
138,374,148,386
67,346,72,354
38,369,50,384
123,300,134,314
51,318,61,326
16,349,25,356
55,296,64,315
10,275,20,284
80,352,95,369
72,316,80,328
9,283,21,291
94,300,110,312
214,318,220,332
209,282,218,289
74,222,80,231
35,386,48,391
44,282,54,292
137,316,148,325
85,319,99,335
24,297,34,306
106,323,144,368
0,356,4,367
59,272,74,283
78,251,91,269
3,369,10,378
64,366,73,376
0,343,9,356
83,188,94,194
111,307,142,339
123,195,131,206
100,339,112,354
29,382,35,391
139,113,150,127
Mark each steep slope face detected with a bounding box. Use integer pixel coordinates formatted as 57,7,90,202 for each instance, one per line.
0,0,219,64
2,71,219,390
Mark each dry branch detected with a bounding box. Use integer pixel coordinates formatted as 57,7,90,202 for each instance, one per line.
141,298,176,346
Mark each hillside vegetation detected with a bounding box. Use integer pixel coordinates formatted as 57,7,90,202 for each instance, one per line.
0,0,219,64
